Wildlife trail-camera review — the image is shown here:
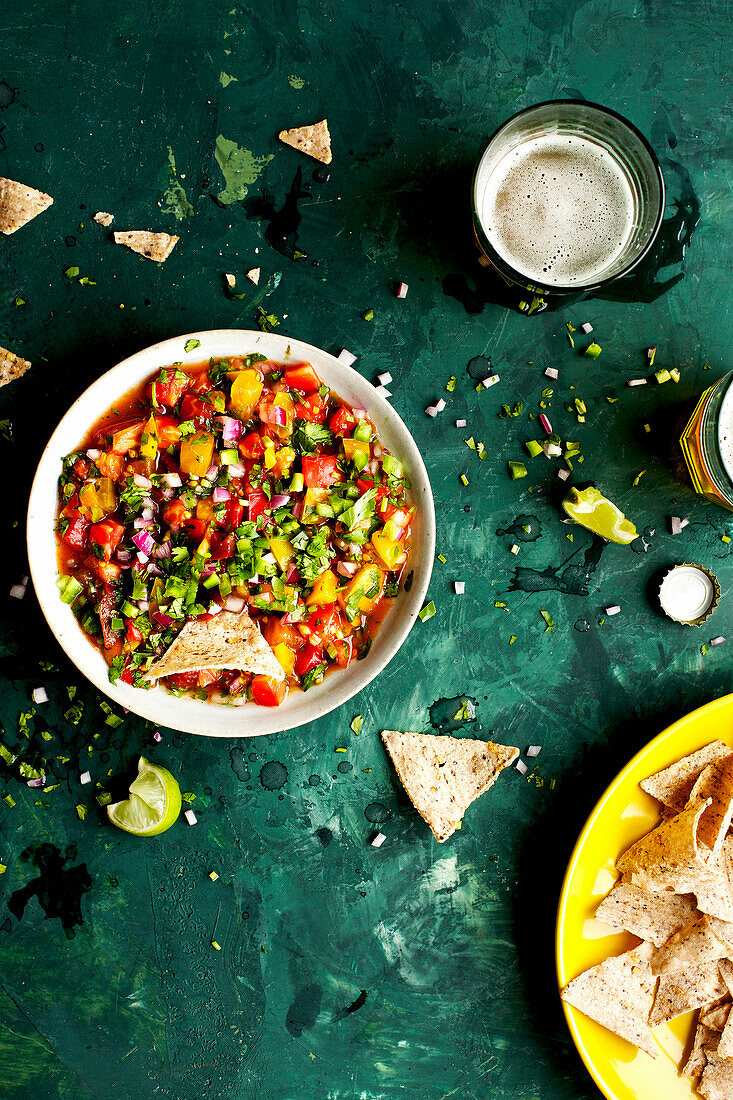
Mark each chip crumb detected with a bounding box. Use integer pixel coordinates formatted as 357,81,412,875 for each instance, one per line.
93,211,114,227
224,273,236,288
515,760,528,775
370,832,386,848
113,230,179,263
0,345,31,389
278,119,332,164
246,267,261,285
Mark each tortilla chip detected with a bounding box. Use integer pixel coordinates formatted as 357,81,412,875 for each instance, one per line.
699,1053,733,1099
561,943,658,1058
380,731,518,842
146,609,284,682
690,756,733,859
649,960,727,1027
681,1019,721,1079
0,346,31,389
113,230,178,263
617,799,711,893
224,273,236,288
278,119,332,164
718,959,733,999
700,1000,732,1032
0,176,53,234
595,883,698,947
641,741,732,812
652,916,733,976
717,1007,733,1057
246,267,260,285
694,837,733,922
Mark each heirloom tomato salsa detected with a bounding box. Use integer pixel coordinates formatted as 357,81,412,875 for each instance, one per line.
55,355,415,707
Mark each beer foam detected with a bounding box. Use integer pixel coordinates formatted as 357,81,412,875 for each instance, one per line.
478,133,637,287
717,381,733,484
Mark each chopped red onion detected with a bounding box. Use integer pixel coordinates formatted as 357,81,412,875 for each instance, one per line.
557,468,570,482
133,473,152,489
215,415,242,442
224,595,246,613
133,516,154,530
137,600,150,613
32,686,48,704
115,547,134,563
456,418,466,428
539,413,552,434
526,745,542,758
377,371,393,385
711,636,726,646
146,562,165,577
425,405,438,418
80,770,92,785
152,540,172,560
205,464,219,480
184,809,198,825
212,487,231,503
372,443,383,459
395,282,409,298
647,345,657,360
227,462,247,478
434,398,446,412
86,448,102,460
352,407,367,419
228,674,248,694
337,561,359,578
543,441,562,458
580,322,593,334
160,487,175,501
373,384,392,398
515,760,528,775
137,552,150,564
153,730,162,742
337,348,357,366
10,580,27,600
481,375,500,388
152,611,174,628
261,403,287,427
270,493,291,509
605,605,621,616
668,515,689,534
27,777,45,789
454,581,465,594
141,496,157,510
544,367,559,380
370,831,387,847
285,564,300,583
132,530,155,556
163,471,182,489
627,378,648,387
207,603,223,615
141,507,155,522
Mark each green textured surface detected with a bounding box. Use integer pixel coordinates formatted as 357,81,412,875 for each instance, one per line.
1,1,732,1098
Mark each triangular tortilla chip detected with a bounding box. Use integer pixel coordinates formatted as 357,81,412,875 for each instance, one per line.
650,960,727,1027
0,176,53,234
701,1000,732,1033
0,346,31,389
700,1053,733,1099
695,836,733,922
595,883,698,947
681,1018,720,1079
246,267,260,285
652,916,733,976
380,731,518,842
561,943,658,1058
113,230,178,262
146,609,284,682
690,756,733,859
278,119,332,164
718,959,733,999
617,799,712,893
717,1006,733,1056
641,741,732,812
93,211,114,227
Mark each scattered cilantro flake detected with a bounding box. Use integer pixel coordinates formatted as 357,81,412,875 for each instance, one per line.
361,308,374,321
701,643,709,656
446,376,457,392
184,338,201,353
540,610,555,632
452,700,475,722
632,470,646,487
495,600,508,609
437,554,447,563
181,792,196,803
256,307,280,332
76,804,87,820
350,715,363,736
606,396,619,403
64,266,80,278
464,436,476,450
566,323,575,348
14,297,25,308
477,442,487,460
418,600,436,622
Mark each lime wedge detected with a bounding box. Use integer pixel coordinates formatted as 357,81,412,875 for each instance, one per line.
562,486,638,545
107,756,182,836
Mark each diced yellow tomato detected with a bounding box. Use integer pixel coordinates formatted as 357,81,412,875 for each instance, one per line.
95,451,124,481
180,431,214,476
79,478,117,522
196,498,214,523
270,391,296,441
272,643,296,677
302,486,329,523
139,414,158,461
229,370,263,421
307,568,339,606
269,538,295,571
342,438,370,462
195,530,212,558
339,564,385,614
372,530,406,569
273,446,295,477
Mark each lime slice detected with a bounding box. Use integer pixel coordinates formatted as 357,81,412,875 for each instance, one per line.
107,756,182,836
562,486,638,545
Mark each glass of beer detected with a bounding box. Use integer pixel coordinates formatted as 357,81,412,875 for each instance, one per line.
472,100,665,295
680,372,733,511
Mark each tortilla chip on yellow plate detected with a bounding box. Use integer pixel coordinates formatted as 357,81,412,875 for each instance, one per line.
649,959,727,1028
113,230,178,263
561,942,658,1058
617,799,711,893
595,882,698,947
641,741,732,812
651,916,733,976
699,1052,733,1099
689,756,733,859
146,609,284,683
380,730,518,842
0,176,53,234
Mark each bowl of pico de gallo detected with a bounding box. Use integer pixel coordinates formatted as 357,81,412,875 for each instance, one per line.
27,329,435,737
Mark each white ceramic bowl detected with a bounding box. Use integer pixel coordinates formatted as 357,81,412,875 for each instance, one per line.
27,330,435,737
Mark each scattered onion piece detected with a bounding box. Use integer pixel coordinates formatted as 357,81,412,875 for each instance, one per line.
80,771,91,785
377,371,393,385
481,375,500,388
526,745,542,758
711,636,726,646
605,605,621,616
32,686,48,704
337,348,357,366
184,809,198,825
394,282,408,298
580,322,593,334
539,413,552,434
515,760,528,775
10,581,27,599
454,581,465,594
370,832,387,847
544,367,558,380
557,468,570,482
627,378,647,387
455,419,466,428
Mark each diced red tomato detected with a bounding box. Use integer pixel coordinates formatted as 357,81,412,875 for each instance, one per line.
331,637,354,668
222,498,244,531
302,455,342,488
61,515,90,550
119,668,134,686
99,585,121,650
167,670,200,689
329,406,357,436
294,393,327,423
283,363,321,394
89,519,125,561
262,617,304,651
247,491,269,522
111,419,145,455
250,675,288,707
96,452,125,481
238,431,265,460
356,476,390,500
147,370,189,409
209,533,235,561
162,499,190,530
94,559,123,583
294,642,324,678
302,605,348,646
197,669,222,689
155,416,184,448
181,394,215,422
188,372,212,395
181,516,209,542
73,456,91,479
125,622,144,646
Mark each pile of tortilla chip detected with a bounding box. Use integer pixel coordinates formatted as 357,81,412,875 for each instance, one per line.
561,740,733,1099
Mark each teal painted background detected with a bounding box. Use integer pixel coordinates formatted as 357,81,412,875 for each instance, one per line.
1,0,732,1097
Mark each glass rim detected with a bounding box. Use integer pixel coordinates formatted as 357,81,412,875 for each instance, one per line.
471,99,666,295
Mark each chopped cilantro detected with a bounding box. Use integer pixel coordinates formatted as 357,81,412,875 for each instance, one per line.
184,339,201,353
540,610,555,632
256,307,280,332
350,715,363,736
418,600,436,622
292,420,333,455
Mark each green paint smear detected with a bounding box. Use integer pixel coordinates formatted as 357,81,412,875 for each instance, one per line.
219,71,238,87
214,135,273,205
288,74,305,89
161,146,194,220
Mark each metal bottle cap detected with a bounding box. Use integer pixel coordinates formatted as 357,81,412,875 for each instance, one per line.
658,563,720,626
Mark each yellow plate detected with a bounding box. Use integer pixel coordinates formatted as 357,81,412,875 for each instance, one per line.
556,693,733,1100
